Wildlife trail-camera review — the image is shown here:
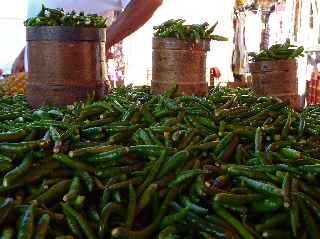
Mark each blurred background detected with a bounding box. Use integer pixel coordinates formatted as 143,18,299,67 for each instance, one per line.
0,0,235,83
0,0,319,87
0,1,27,75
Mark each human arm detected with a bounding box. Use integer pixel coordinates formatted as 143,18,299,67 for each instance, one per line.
11,47,25,74
105,0,163,49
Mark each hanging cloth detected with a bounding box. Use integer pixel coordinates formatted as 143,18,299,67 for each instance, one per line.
232,12,248,76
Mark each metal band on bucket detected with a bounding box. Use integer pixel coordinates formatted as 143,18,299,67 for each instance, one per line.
152,37,210,51
27,26,106,42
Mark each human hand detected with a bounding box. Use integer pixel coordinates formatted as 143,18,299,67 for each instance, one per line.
11,54,25,74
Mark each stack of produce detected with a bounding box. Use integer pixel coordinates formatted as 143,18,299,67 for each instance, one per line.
153,19,228,43
24,4,107,28
0,86,320,238
248,41,305,111
248,41,304,62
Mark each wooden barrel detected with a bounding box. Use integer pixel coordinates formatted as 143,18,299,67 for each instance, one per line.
249,59,303,111
152,37,209,96
26,26,107,107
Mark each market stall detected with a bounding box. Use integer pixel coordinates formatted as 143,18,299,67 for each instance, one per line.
0,1,320,238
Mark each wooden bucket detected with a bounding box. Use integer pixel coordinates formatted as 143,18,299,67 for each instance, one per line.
152,37,209,96
26,26,107,107
249,59,303,110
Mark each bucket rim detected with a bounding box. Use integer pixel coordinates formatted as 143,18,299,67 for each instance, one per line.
152,37,210,51
26,26,106,42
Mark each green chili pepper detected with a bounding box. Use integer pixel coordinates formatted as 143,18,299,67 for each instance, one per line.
3,154,33,187
61,203,97,239
0,227,14,239
250,198,283,212
52,154,96,173
0,198,14,225
126,182,137,229
158,150,190,178
35,180,71,205
139,183,158,211
34,213,50,239
63,176,80,202
213,204,255,239
99,202,125,238
160,208,188,229
17,204,35,239
239,176,283,196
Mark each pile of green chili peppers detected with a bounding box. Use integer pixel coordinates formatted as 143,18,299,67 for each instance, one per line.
0,86,320,238
24,5,107,28
249,40,304,62
153,19,228,43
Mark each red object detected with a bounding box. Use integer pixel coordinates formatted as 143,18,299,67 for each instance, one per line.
107,50,114,59
210,67,221,87
307,71,320,105
210,67,221,78
0,68,3,76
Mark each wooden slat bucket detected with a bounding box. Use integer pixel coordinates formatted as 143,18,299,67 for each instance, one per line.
249,59,303,110
152,37,209,96
26,26,107,107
